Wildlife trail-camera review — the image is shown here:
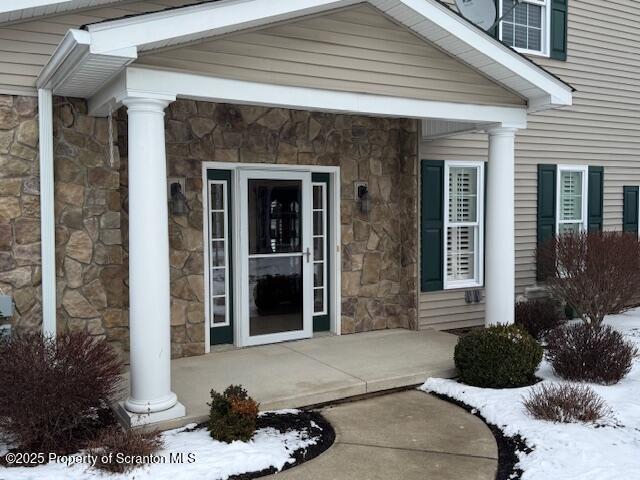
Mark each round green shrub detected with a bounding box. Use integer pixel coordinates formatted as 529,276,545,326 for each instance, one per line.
208,385,259,443
454,324,543,388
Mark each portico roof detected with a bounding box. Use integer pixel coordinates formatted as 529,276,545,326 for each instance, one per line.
36,0,573,114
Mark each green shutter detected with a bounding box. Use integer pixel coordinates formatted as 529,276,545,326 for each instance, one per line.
537,164,557,280
587,166,604,232
623,186,639,235
421,160,444,292
537,164,557,244
550,0,568,60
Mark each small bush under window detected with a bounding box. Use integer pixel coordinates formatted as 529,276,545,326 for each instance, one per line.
523,383,607,424
515,298,565,340
454,324,543,388
0,331,123,456
208,385,259,443
546,323,637,385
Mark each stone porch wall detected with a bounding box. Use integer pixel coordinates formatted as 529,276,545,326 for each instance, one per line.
2,95,418,361
53,98,126,360
0,95,42,330
120,101,419,358
0,95,126,360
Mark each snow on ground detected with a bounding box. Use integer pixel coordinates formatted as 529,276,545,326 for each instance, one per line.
1,412,318,480
422,308,640,480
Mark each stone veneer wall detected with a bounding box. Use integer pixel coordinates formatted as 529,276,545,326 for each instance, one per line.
2,96,418,361
118,100,419,358
52,98,126,360
0,95,42,330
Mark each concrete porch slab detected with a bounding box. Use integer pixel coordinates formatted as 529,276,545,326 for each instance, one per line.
285,329,458,391
153,328,457,430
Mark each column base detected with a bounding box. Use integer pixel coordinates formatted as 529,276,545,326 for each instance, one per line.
114,401,186,428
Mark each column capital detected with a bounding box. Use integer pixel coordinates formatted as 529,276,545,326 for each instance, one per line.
120,92,176,112
485,125,518,137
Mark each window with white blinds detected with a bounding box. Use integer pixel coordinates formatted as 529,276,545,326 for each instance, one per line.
499,0,550,56
444,161,484,289
557,165,588,235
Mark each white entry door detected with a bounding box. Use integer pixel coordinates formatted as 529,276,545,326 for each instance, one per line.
237,169,313,346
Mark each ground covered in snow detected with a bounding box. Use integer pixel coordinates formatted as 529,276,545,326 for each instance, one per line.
422,308,640,480
0,410,333,480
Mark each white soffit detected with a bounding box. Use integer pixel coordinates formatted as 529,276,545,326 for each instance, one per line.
37,0,573,111
0,0,124,24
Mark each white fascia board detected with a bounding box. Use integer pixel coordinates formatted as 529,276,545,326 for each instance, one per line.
528,94,573,112
37,28,136,97
36,29,91,89
0,0,71,14
82,0,571,109
107,66,527,127
395,0,573,107
87,0,359,55
87,69,127,115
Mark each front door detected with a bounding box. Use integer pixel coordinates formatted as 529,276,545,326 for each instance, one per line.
238,169,313,346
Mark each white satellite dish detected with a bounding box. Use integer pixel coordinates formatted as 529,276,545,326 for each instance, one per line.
455,0,497,31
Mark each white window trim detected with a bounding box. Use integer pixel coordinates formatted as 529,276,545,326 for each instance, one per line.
312,182,328,317
443,160,485,290
207,179,230,329
556,164,589,235
498,0,551,58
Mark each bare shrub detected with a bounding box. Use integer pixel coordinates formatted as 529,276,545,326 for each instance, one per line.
546,323,638,385
537,231,640,325
88,426,163,473
515,298,565,340
523,383,607,423
0,331,123,455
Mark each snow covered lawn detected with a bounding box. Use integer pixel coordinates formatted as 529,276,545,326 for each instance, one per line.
422,308,640,480
0,410,323,480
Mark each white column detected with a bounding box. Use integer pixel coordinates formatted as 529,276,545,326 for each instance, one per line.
38,88,56,337
119,95,184,426
485,127,517,326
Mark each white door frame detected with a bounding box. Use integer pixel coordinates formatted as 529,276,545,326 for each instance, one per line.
201,162,341,352
237,168,313,347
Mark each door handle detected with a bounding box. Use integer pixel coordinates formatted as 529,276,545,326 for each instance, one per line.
304,247,311,263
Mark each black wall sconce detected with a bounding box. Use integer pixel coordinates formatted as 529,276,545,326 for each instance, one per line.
169,181,187,215
356,182,370,214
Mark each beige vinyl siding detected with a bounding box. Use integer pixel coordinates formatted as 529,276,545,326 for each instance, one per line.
420,0,640,330
0,0,195,95
136,4,524,107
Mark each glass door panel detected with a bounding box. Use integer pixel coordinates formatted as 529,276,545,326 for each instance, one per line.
239,170,312,346
249,256,303,336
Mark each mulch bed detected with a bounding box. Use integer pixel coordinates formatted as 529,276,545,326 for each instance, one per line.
2,409,335,477
430,392,532,480
229,410,335,480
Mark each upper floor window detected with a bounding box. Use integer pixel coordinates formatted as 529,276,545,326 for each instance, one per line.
499,0,550,57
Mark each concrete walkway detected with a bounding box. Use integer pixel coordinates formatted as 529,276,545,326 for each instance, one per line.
161,329,457,429
267,390,498,480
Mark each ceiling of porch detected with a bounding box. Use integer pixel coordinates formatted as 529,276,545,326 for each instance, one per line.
135,4,525,108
